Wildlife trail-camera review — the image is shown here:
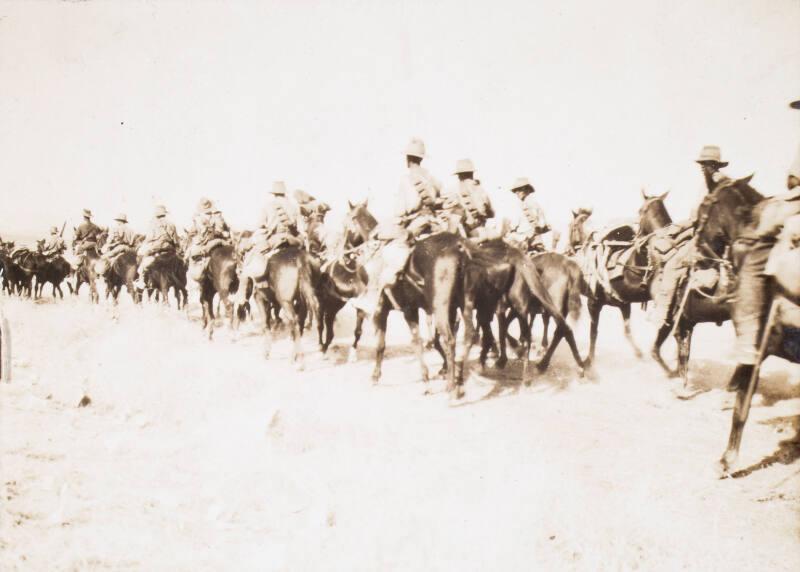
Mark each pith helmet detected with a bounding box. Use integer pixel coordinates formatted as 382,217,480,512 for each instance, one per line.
271,181,288,195
790,99,800,110
114,213,128,223
82,208,92,218
197,198,213,214
50,226,59,234
511,177,535,193
154,205,168,217
696,145,729,167
454,158,475,174
405,138,426,159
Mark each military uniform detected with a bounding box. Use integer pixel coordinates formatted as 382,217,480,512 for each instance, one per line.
41,228,66,258
507,177,549,253
134,206,180,288
442,161,494,239
732,142,800,364
73,209,103,256
104,215,137,259
650,146,731,325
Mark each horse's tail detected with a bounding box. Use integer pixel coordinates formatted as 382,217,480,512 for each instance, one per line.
431,250,459,345
298,252,320,327
513,252,567,328
565,260,584,328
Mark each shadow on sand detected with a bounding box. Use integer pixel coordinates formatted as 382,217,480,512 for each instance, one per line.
730,415,800,479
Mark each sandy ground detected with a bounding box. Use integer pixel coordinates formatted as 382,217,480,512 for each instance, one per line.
1,288,799,571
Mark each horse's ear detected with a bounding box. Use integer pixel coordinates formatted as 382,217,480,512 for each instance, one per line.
641,188,648,200
363,198,368,208
737,174,755,186
347,200,355,211
658,190,670,201
572,209,578,218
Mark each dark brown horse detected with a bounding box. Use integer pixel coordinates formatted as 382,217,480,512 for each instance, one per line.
250,245,319,369
314,201,376,357
1,250,32,296
102,249,141,305
573,191,672,366
650,177,764,384
9,248,42,297
198,244,240,339
371,231,468,397
461,241,582,383
34,256,72,298
145,252,188,309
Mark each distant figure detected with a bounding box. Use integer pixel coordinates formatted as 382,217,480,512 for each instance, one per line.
40,226,66,259
72,208,102,261
134,205,180,289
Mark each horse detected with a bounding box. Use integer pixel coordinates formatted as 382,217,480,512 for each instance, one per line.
314,201,375,357
572,190,672,366
371,231,472,398
101,248,141,305
249,244,319,369
34,256,73,299
144,251,188,309
565,208,593,256
0,251,30,296
650,177,764,384
719,191,800,472
73,229,108,304
197,244,240,340
9,247,43,297
461,241,583,383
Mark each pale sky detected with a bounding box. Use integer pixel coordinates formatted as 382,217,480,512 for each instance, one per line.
1,0,798,240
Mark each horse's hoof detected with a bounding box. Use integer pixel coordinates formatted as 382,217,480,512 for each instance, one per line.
346,349,358,364
453,388,465,400
495,357,508,370
423,387,432,396
718,451,737,478
371,372,381,384
577,367,585,379
536,361,549,373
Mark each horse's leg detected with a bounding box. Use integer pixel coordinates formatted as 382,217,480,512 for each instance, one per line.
281,298,304,370
496,305,510,369
371,298,390,383
675,319,694,387
404,308,430,386
586,297,602,366
253,291,272,359
620,303,643,358
458,293,476,385
317,301,326,349
650,322,679,378
350,309,365,362
322,308,337,354
721,364,757,472
541,313,551,348
478,307,495,368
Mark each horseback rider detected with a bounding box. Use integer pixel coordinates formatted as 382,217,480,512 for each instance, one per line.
186,198,231,280
72,208,103,261
133,205,180,289
350,138,443,314
104,214,137,258
294,189,331,257
731,100,800,368
649,145,734,325
506,177,550,253
442,158,495,240
40,226,66,259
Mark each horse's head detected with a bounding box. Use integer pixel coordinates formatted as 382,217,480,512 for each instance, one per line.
696,175,763,258
567,207,593,252
343,199,378,248
36,239,45,253
638,189,672,236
